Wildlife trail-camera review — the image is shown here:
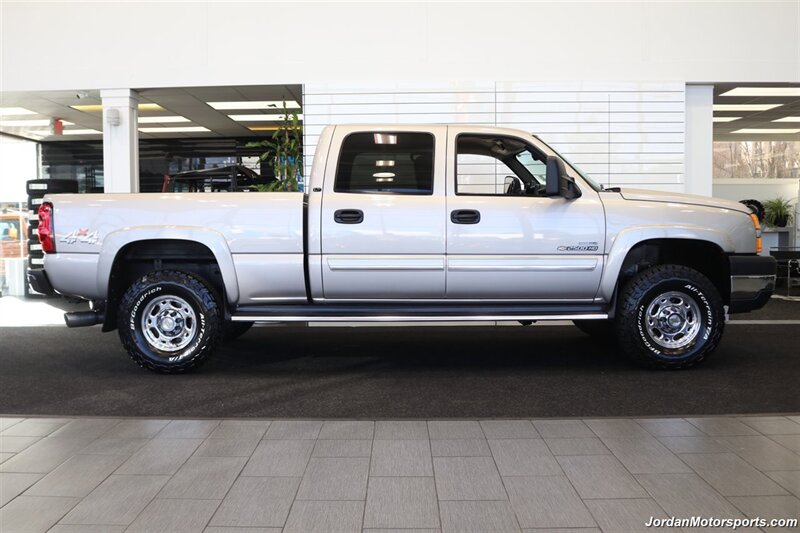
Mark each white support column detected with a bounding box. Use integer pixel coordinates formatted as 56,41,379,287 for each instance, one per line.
685,84,714,197
100,89,139,193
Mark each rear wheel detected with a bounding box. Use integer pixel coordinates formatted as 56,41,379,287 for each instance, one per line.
118,270,222,373
615,264,723,369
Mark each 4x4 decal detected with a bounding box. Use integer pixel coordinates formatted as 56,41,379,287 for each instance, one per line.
60,228,100,245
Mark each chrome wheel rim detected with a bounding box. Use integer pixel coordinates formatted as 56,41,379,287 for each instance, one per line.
644,290,702,350
141,295,196,353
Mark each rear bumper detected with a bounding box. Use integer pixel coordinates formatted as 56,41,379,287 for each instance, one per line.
728,255,777,314
27,268,54,295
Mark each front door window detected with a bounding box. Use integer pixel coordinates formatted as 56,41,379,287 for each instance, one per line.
455,134,549,197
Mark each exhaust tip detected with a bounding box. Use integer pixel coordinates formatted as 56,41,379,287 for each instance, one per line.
64,311,104,328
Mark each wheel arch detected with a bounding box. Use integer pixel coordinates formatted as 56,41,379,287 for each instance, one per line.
98,229,239,332
601,234,731,315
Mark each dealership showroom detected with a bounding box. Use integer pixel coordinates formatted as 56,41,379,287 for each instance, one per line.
1,1,800,532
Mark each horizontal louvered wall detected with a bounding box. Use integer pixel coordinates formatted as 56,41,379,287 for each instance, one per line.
303,82,685,192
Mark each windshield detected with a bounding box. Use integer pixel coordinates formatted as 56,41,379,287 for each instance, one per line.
530,135,604,192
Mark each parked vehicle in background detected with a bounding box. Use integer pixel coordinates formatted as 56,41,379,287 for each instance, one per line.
29,125,776,373
161,164,276,193
0,208,28,296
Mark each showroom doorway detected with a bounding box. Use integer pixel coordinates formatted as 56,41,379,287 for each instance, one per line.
0,84,304,193
0,84,303,299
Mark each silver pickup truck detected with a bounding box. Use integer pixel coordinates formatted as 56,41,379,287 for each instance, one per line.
28,124,776,373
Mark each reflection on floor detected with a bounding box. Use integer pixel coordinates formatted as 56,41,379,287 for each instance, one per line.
0,296,83,327
0,415,798,532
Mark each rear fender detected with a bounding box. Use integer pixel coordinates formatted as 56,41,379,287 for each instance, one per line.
97,226,239,304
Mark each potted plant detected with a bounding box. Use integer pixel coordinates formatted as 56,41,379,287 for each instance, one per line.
763,197,795,228
247,102,303,192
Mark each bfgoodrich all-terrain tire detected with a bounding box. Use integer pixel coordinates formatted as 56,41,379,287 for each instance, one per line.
615,264,724,369
118,270,222,373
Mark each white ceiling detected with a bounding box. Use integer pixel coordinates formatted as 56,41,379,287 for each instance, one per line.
0,85,302,141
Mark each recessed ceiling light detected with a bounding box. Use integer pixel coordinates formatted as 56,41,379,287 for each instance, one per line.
712,104,782,112
71,103,164,112
0,119,52,127
62,129,102,135
772,117,800,123
137,116,190,124
228,114,302,122
208,100,300,110
375,160,395,166
0,107,36,116
721,87,800,97
731,128,800,134
713,117,741,122
248,126,280,131
70,104,102,112
138,126,210,133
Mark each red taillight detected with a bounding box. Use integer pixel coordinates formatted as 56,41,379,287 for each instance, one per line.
38,202,55,253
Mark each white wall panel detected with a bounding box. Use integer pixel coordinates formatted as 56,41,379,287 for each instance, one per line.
3,2,798,92
303,82,685,190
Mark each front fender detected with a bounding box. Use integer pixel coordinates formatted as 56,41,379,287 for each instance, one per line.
96,226,239,304
597,225,733,302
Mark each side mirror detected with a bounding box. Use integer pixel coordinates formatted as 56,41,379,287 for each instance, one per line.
545,156,582,200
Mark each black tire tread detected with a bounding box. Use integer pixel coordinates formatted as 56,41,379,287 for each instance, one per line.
117,270,221,374
740,199,765,222
25,179,79,196
615,264,724,370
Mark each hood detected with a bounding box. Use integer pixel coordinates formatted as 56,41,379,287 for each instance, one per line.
618,188,751,215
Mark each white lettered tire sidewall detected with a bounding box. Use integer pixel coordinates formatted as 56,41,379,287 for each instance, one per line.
635,281,712,359
617,265,724,369
118,271,222,373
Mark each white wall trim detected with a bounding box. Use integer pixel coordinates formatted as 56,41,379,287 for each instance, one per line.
303,81,686,192
684,85,713,197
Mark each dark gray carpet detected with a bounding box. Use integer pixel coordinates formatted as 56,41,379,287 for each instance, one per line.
0,321,797,418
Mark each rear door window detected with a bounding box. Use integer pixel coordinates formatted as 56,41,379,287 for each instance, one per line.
335,132,435,195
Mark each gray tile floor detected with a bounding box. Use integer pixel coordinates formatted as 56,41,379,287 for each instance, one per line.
0,416,798,532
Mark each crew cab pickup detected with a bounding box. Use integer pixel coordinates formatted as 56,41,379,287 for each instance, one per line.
28,125,776,373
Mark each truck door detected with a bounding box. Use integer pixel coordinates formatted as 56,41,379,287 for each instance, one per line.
445,128,605,301
316,127,447,300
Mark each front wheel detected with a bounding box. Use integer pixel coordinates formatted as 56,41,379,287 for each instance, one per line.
615,265,724,369
118,270,222,373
